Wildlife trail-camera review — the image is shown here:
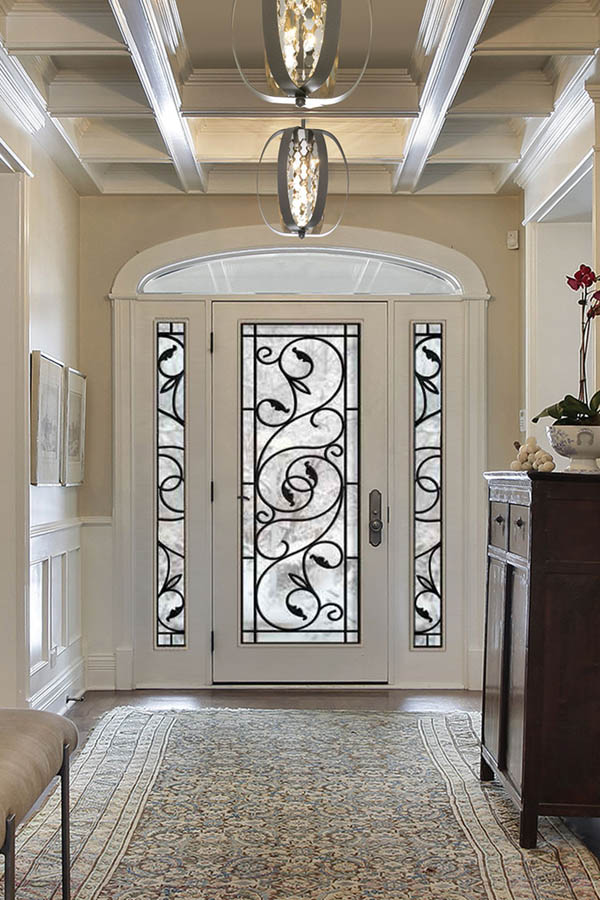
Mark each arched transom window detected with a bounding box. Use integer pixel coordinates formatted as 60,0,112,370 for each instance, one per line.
140,248,461,295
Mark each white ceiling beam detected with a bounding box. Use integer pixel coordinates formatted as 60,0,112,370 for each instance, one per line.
89,160,182,193
206,163,393,196
417,162,499,193
48,73,151,117
475,11,600,56
4,6,127,54
448,73,554,117
182,69,419,119
429,126,521,163
76,121,170,163
0,39,100,192
393,0,495,193
189,119,408,164
108,0,207,191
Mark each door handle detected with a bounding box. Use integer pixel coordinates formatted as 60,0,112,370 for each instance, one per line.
369,489,384,547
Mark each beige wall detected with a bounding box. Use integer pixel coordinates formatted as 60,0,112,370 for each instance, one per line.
80,194,524,516
29,145,80,526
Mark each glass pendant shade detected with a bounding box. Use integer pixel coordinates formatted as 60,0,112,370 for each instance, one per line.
258,124,349,238
264,0,340,105
232,0,372,108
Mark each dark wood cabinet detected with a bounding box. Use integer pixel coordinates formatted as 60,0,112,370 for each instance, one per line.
481,471,600,847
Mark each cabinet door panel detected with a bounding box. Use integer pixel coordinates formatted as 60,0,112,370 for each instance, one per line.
490,503,508,550
505,566,528,791
540,574,600,805
483,558,506,764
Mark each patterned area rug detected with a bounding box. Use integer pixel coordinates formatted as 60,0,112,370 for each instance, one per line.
6,707,600,899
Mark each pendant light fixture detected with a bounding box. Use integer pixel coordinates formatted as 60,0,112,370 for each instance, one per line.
257,121,349,238
232,0,373,108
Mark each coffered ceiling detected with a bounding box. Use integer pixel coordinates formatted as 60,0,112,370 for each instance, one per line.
0,0,598,195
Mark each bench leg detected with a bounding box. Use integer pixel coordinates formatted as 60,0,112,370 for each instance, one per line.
60,744,71,900
2,814,15,900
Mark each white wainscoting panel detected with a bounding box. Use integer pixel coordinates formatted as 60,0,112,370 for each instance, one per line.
81,517,115,690
29,520,84,713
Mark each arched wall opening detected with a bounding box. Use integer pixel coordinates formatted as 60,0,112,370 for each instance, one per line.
110,225,490,300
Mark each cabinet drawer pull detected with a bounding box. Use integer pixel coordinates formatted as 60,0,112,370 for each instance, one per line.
515,517,525,528
494,515,505,525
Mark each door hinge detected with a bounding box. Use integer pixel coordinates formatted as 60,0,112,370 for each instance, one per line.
209,331,214,354
387,506,390,524
210,630,215,653
210,480,214,502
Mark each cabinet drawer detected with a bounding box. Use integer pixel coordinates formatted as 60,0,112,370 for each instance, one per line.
509,505,529,558
490,502,509,550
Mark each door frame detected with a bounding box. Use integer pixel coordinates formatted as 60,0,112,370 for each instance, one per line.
112,291,487,690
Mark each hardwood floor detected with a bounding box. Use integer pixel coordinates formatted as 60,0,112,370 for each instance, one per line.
66,689,600,862
66,688,482,746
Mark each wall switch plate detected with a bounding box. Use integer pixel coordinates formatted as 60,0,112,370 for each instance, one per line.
507,229,520,250
519,409,527,432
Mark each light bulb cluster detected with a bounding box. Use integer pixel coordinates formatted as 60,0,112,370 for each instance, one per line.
277,0,327,88
287,127,320,230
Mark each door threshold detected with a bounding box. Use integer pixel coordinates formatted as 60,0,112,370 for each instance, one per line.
210,682,390,689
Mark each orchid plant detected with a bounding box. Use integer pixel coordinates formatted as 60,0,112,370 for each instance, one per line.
533,264,600,426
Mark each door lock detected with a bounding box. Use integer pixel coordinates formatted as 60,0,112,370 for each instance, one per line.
369,490,384,547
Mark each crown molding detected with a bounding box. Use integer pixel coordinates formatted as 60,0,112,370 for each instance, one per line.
0,39,45,132
514,56,596,188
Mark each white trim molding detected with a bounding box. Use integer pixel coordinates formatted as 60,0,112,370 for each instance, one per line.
28,657,85,715
393,0,495,193
108,0,206,192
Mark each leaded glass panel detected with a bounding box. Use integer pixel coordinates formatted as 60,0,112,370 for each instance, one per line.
241,323,360,643
412,323,444,648
156,321,186,647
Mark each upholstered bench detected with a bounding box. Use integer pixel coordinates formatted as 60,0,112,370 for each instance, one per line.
0,710,78,900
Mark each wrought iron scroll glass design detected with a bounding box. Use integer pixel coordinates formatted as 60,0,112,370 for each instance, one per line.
156,321,186,647
241,323,360,643
412,323,444,648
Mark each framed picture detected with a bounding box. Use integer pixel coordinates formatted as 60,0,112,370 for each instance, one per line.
62,367,87,486
31,351,64,486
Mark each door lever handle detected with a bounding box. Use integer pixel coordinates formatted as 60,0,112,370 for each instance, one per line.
369,490,383,547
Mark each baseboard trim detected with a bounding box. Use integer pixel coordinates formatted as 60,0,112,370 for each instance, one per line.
28,657,85,715
87,653,116,690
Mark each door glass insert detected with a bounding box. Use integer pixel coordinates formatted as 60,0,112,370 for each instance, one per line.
156,321,186,647
241,323,360,643
412,323,444,648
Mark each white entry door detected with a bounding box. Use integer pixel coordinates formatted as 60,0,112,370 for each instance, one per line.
212,302,389,683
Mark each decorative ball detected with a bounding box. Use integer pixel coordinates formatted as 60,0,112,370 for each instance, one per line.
511,436,556,472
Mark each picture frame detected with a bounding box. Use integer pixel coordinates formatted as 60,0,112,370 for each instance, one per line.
62,367,87,486
30,351,64,486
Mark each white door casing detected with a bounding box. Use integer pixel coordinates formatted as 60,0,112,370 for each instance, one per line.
111,227,489,690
